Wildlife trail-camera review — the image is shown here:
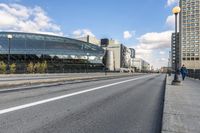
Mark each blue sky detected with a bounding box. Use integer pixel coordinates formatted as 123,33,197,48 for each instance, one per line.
0,0,179,68
4,0,170,44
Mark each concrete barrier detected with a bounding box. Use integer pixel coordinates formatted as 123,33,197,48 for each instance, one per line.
0,73,145,92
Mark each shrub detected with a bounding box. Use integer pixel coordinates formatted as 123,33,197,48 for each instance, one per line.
41,61,47,73
10,63,16,74
34,62,41,73
0,61,7,74
27,62,34,73
28,61,48,73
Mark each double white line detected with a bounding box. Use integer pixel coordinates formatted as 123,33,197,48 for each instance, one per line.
0,75,153,115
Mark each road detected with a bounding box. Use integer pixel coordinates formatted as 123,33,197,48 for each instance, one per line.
0,74,165,133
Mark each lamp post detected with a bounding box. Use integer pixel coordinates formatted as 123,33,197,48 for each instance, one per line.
168,51,171,76
104,47,107,76
172,6,181,85
7,34,13,74
86,53,89,73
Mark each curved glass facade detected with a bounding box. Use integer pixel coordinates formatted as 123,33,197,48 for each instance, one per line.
0,32,104,64
0,32,105,73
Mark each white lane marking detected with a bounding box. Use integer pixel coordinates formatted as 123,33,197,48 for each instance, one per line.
0,75,153,115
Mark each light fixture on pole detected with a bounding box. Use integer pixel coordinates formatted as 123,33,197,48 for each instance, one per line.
172,6,181,85
7,34,13,74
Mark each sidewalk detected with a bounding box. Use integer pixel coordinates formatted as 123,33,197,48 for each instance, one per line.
162,75,200,133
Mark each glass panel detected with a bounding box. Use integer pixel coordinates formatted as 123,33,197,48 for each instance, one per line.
26,39,45,50
0,37,8,50
11,38,26,50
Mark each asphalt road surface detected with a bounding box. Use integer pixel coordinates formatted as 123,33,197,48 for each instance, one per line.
0,74,166,133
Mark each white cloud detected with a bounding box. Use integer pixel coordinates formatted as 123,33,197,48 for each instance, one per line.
166,15,174,28
0,3,63,35
0,11,17,26
132,30,173,69
137,30,173,50
166,0,179,7
72,29,95,38
159,51,165,55
160,58,167,61
166,14,180,30
123,31,135,39
132,49,168,69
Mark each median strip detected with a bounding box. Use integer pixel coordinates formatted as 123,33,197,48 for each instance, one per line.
0,73,144,93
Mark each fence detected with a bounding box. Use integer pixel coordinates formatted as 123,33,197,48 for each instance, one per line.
187,69,200,80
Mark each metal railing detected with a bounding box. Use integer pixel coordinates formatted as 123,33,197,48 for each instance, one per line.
187,69,200,80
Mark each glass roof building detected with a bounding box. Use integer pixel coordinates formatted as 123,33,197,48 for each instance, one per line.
0,32,105,73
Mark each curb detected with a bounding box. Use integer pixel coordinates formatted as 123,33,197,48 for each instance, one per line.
0,74,143,93
161,74,168,133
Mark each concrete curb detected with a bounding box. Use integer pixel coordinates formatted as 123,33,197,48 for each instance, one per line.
161,75,168,133
0,74,143,93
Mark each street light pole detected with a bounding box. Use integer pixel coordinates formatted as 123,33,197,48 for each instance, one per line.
172,6,181,85
7,34,13,74
86,53,89,73
105,47,107,76
168,51,171,76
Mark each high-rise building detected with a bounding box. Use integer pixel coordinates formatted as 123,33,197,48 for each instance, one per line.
180,0,200,69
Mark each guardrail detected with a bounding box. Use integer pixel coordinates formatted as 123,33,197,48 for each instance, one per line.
187,69,200,80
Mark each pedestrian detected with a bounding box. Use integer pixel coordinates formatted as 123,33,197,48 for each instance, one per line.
180,65,188,81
